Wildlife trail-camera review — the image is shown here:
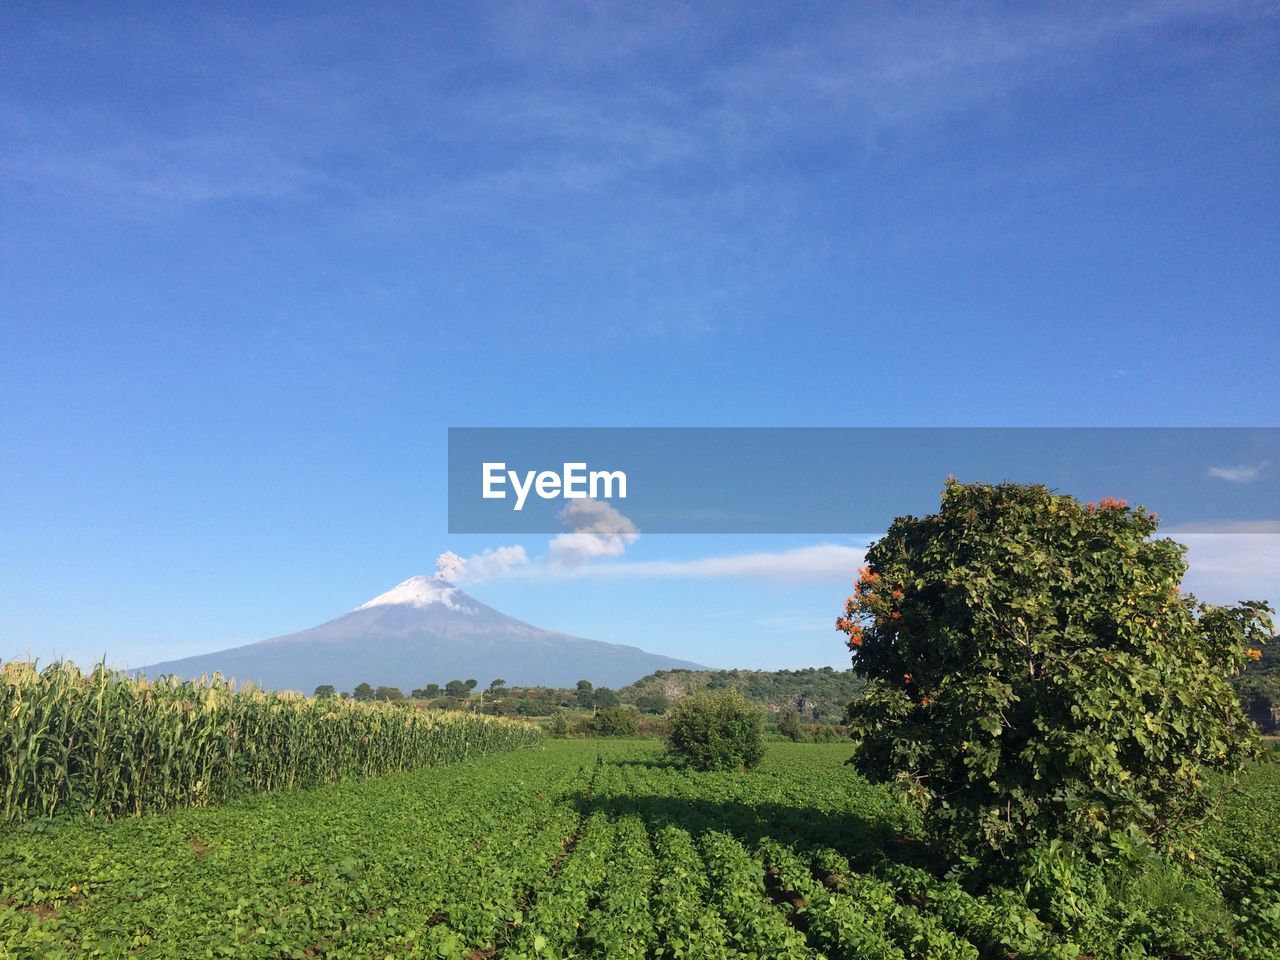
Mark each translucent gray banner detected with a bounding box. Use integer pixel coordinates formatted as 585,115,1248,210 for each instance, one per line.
448,428,1278,534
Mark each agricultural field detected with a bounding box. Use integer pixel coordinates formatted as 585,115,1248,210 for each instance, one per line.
3,740,1278,959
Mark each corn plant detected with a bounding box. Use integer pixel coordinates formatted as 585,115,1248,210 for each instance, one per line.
0,660,542,822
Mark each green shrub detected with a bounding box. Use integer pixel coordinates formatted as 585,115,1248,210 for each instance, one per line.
590,705,641,737
549,709,569,737
777,706,803,741
839,479,1271,860
634,691,670,714
666,689,765,771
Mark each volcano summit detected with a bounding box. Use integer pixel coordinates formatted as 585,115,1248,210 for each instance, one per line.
137,575,706,692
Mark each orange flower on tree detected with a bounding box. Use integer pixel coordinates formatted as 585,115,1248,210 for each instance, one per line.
1246,648,1263,661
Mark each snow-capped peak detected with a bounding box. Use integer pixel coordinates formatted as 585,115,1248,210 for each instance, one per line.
357,575,475,613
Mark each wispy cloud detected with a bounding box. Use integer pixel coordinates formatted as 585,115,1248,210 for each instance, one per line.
544,544,866,582
435,499,641,583
435,546,529,582
1207,463,1263,483
452,540,864,584
7,2,1259,219
435,491,864,583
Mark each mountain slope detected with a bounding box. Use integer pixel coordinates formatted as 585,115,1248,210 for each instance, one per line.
137,576,706,692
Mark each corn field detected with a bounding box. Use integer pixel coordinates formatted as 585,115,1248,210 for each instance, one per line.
0,660,543,822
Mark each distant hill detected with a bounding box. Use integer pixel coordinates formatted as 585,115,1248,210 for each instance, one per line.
620,666,865,721
138,575,707,692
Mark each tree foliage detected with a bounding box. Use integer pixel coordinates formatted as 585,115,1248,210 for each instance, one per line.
666,689,765,771
838,479,1271,860
549,709,569,737
590,705,641,737
777,706,803,741
592,686,620,709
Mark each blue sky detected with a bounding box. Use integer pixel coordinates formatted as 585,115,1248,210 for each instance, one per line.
2,2,1277,673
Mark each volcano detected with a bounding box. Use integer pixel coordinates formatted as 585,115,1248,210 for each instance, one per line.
136,576,706,692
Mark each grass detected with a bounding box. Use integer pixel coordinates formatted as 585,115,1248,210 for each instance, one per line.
2,741,1278,959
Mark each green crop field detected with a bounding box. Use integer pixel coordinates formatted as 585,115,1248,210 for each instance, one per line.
3,740,1278,960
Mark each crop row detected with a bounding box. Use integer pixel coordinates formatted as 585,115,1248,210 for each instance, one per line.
0,660,542,822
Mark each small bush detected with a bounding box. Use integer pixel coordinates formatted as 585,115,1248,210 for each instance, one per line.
549,709,569,737
777,706,803,741
590,706,641,737
666,689,765,771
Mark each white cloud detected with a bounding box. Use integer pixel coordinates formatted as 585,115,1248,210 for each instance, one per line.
1207,463,1263,483
433,528,1278,603
433,499,639,582
434,545,529,583
537,543,865,582
1174,533,1280,608
546,499,640,566
438,493,864,583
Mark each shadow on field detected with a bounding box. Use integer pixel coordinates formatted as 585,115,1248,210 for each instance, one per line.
571,790,936,872
605,757,682,770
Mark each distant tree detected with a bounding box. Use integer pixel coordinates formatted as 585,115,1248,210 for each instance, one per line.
424,682,441,697
576,680,594,708
445,679,469,698
489,678,506,692
313,684,337,699
591,706,640,737
549,709,569,737
635,692,669,715
576,679,593,691
465,678,478,691
777,706,803,741
374,685,405,702
353,682,375,702
592,687,620,709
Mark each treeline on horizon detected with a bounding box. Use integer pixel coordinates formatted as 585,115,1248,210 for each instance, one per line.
312,666,868,723
315,652,1280,734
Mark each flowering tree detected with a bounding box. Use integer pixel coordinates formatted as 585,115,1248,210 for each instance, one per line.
839,479,1271,859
